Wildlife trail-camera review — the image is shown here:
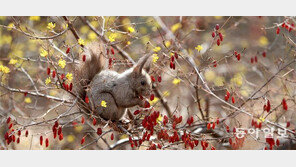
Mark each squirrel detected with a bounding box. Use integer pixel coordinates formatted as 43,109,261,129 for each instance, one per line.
73,41,152,121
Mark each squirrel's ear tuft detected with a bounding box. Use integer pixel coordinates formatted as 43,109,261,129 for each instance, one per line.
133,54,152,75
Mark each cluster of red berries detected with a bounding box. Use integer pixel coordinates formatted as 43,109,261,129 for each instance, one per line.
212,60,217,67
251,119,262,129
150,75,162,83
52,121,63,143
265,135,280,150
169,52,178,70
142,111,160,134
250,56,258,64
4,117,29,145
224,91,235,104
46,67,73,91
234,51,241,61
211,24,223,46
276,21,295,35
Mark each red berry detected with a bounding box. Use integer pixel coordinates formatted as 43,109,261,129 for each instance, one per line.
81,116,85,124
85,96,89,104
286,121,290,128
266,100,271,112
133,110,140,115
52,70,56,78
59,133,63,141
111,48,115,55
9,123,13,129
157,75,162,82
40,136,43,146
151,76,156,82
231,96,235,103
82,55,86,62
224,95,229,101
170,61,174,69
6,117,11,124
66,47,70,54
58,127,62,135
229,138,232,145
215,24,220,30
174,52,178,59
236,53,241,61
150,94,155,101
207,122,211,130
17,137,20,144
262,51,266,57
69,83,73,91
81,136,85,145
276,139,280,146
45,138,49,148
47,67,50,75
171,56,175,62
54,121,59,128
60,73,65,80
251,57,254,63
92,118,97,126
97,128,102,135
17,130,21,136
282,98,288,110
212,122,216,129
276,27,280,34
25,130,29,137
111,133,114,140
218,32,223,41
157,143,162,149
216,39,220,46
144,101,150,108
254,56,258,63
212,31,216,38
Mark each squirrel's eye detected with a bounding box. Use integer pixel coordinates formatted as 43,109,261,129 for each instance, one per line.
140,81,146,86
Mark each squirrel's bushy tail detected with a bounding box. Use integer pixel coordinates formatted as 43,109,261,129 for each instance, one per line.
74,41,106,100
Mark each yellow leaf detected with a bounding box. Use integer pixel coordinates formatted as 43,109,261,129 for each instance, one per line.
9,58,18,65
24,97,32,104
40,49,48,57
165,41,171,48
58,59,66,69
78,38,85,46
259,36,269,47
108,33,117,42
45,77,51,85
171,23,182,33
127,26,135,33
172,78,181,85
67,135,75,143
7,23,14,31
66,73,73,82
47,22,56,30
29,16,40,21
0,65,10,74
153,46,161,52
195,45,203,52
152,54,159,63
101,100,107,108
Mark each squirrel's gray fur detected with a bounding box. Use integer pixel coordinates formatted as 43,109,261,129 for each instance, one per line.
74,41,152,121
